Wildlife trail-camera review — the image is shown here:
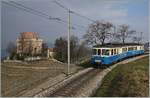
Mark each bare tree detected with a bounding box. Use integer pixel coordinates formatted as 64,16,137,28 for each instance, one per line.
54,37,67,62
70,35,79,62
6,42,16,59
132,32,143,44
115,24,135,44
76,42,91,60
54,35,93,63
42,42,48,57
132,36,141,44
28,41,33,56
54,35,80,63
84,21,113,45
6,42,16,54
19,33,26,56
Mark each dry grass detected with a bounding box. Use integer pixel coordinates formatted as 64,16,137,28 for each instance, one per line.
94,56,149,97
1,59,82,97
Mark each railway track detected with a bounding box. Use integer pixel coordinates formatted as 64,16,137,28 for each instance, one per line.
34,54,148,97
48,68,101,97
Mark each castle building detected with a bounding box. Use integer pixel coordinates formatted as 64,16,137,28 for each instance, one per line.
16,32,43,56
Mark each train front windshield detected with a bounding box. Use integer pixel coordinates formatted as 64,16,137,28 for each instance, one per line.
102,49,109,55
92,49,97,55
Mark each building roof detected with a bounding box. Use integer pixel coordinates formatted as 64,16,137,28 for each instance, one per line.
19,32,39,39
93,43,143,48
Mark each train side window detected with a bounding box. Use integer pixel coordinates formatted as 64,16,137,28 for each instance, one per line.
114,49,116,54
140,46,143,50
141,46,143,50
98,49,101,55
117,49,119,54
128,47,134,51
111,49,113,55
122,48,127,52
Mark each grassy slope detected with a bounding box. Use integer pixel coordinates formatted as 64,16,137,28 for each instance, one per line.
1,60,81,97
94,56,149,97
78,59,93,68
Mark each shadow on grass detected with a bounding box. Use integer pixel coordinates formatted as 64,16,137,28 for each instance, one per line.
77,60,93,68
77,59,109,69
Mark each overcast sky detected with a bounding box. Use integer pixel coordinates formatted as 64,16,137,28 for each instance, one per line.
1,0,149,49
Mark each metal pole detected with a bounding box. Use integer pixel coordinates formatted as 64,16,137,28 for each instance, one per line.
112,25,116,42
114,25,116,34
67,10,71,75
140,32,142,44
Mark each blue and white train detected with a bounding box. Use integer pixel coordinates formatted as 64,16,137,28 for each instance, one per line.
91,43,144,65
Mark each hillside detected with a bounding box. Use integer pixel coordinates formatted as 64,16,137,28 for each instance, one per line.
94,56,149,97
1,59,82,97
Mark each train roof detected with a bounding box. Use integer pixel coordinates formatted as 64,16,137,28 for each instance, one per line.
93,43,143,48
